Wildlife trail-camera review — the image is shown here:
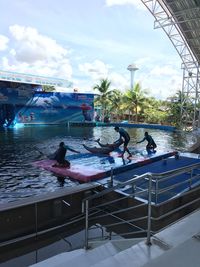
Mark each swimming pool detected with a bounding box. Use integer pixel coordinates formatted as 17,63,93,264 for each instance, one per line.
0,125,195,203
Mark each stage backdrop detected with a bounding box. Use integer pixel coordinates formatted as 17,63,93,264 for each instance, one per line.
0,81,94,126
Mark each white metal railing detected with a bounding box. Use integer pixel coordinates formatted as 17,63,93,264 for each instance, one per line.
82,160,200,248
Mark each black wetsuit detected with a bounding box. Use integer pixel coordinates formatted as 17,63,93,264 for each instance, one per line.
146,135,156,149
118,128,130,146
139,134,157,150
53,144,78,167
55,146,66,164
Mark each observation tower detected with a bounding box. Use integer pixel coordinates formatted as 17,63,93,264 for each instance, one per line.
127,64,138,89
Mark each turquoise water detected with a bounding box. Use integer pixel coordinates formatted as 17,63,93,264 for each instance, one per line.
0,125,194,203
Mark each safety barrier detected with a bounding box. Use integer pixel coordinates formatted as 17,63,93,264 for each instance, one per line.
82,160,200,248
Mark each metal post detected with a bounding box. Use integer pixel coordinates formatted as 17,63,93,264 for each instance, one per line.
132,183,135,195
110,168,113,187
85,200,89,249
109,231,112,240
35,203,38,238
189,169,193,190
146,174,152,246
35,203,38,263
155,178,158,205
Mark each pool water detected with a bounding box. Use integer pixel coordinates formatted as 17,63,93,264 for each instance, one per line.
0,125,194,203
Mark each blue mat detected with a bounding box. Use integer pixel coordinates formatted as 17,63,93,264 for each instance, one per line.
67,150,177,177
117,156,200,203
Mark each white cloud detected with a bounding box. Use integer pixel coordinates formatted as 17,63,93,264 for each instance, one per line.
109,72,129,90
72,80,93,93
79,60,110,80
9,25,68,63
79,59,129,92
0,20,182,99
0,25,73,80
0,35,9,51
140,70,182,99
150,65,180,76
135,57,152,66
105,0,145,10
78,58,182,98
65,56,182,99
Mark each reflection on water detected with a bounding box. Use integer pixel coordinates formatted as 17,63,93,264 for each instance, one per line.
0,125,194,204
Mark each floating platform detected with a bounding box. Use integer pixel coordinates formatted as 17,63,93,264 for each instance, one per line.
34,150,177,182
34,160,105,182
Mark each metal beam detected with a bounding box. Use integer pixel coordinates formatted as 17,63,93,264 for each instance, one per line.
140,0,200,131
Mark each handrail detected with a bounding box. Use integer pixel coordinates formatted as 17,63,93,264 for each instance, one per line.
88,203,147,221
0,209,86,248
157,179,197,195
152,196,200,221
83,162,200,203
89,202,146,215
83,159,200,248
82,173,151,202
152,162,200,179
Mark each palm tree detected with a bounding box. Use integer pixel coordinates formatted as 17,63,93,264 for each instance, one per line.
93,79,112,120
143,97,167,124
107,89,124,121
166,90,187,127
123,83,146,122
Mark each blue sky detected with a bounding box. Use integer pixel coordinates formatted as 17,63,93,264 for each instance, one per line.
0,0,183,99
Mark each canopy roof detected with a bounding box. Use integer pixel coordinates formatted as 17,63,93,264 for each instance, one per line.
163,0,200,64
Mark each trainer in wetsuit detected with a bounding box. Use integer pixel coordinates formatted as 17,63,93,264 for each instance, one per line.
137,131,157,152
114,126,132,157
53,142,79,168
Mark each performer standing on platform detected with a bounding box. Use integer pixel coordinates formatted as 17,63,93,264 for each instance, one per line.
114,126,132,157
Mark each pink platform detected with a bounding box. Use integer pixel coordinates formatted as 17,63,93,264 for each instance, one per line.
34,151,177,183
33,159,105,182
